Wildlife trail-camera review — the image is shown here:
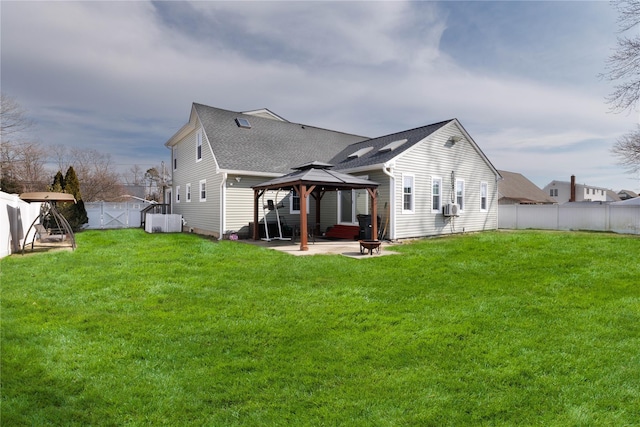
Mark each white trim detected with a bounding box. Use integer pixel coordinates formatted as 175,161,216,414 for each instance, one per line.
401,173,415,214
220,173,227,240
185,183,191,202
432,176,443,213
199,179,207,202
175,185,181,203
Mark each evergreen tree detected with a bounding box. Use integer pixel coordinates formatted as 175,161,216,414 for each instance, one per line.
59,166,88,231
50,171,64,193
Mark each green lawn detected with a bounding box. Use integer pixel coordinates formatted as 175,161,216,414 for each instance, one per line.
1,229,639,426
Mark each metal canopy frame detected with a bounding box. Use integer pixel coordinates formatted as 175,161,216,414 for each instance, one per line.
252,162,379,251
20,192,77,253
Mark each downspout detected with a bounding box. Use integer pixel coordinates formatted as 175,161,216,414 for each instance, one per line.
219,172,227,240
382,162,395,240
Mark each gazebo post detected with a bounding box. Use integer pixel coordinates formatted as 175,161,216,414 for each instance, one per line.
299,184,308,251
253,189,263,240
368,188,378,241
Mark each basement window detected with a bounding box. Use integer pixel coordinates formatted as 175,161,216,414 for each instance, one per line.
235,117,251,129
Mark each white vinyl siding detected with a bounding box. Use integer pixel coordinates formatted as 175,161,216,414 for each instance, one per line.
392,121,498,239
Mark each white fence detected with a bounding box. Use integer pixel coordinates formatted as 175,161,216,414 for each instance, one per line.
85,201,153,229
499,203,640,235
144,214,183,233
0,192,41,258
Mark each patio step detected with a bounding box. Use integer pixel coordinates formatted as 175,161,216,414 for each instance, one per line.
325,224,360,240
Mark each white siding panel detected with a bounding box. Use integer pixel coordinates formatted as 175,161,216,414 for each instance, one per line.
392,122,498,239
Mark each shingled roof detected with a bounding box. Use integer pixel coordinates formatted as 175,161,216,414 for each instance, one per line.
329,120,452,171
498,170,556,204
193,103,369,174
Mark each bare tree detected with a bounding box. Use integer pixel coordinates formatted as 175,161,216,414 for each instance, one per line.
0,93,48,193
67,147,124,202
602,1,640,176
612,125,640,173
603,0,640,112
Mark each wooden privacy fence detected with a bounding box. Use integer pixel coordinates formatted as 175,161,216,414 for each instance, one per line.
499,203,640,235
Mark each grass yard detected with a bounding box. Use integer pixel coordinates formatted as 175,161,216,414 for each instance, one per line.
1,229,639,426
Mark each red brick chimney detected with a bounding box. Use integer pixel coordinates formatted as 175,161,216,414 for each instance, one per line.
570,175,576,202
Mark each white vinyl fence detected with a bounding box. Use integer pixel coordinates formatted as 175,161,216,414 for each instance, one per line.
499,203,640,235
0,191,41,258
85,201,153,229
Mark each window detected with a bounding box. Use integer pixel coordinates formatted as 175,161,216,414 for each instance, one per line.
289,190,309,214
199,180,206,201
402,174,414,213
196,130,202,161
379,139,408,153
173,147,177,170
235,117,251,128
550,188,558,197
176,186,180,203
480,182,488,211
186,183,191,202
432,177,442,212
456,179,465,210
347,146,373,159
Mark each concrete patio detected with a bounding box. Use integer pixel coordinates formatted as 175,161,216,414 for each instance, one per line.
241,238,399,258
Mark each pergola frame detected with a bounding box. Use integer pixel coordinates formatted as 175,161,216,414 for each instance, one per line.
252,164,379,251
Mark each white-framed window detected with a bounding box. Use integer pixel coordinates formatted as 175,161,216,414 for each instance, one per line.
432,177,442,212
186,183,191,202
550,188,558,197
196,130,203,161
173,147,177,170
402,174,414,213
199,179,206,201
480,182,488,211
456,179,465,211
289,190,309,214
175,185,180,203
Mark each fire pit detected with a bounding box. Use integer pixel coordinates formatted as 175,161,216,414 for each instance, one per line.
359,240,381,255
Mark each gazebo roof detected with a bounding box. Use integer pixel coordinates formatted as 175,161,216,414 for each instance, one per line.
253,162,378,191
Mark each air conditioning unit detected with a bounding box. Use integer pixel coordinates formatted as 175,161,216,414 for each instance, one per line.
443,203,460,217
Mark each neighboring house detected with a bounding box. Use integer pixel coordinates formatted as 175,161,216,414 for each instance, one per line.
606,190,622,203
618,189,639,200
497,170,556,205
543,175,609,204
165,103,501,240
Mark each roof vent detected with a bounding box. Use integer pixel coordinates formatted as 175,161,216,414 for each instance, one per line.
379,139,407,152
348,146,373,159
235,117,251,129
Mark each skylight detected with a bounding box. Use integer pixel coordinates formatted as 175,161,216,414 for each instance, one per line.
379,139,407,153
347,146,374,159
235,117,251,129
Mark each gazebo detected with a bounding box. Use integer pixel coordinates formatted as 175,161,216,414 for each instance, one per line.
252,162,379,251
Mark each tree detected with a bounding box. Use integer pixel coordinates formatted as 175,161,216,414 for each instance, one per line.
51,145,124,202
0,93,48,193
612,125,640,174
58,166,88,231
603,1,640,176
603,0,640,112
50,171,65,193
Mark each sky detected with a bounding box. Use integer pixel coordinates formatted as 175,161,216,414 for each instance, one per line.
2,0,639,192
